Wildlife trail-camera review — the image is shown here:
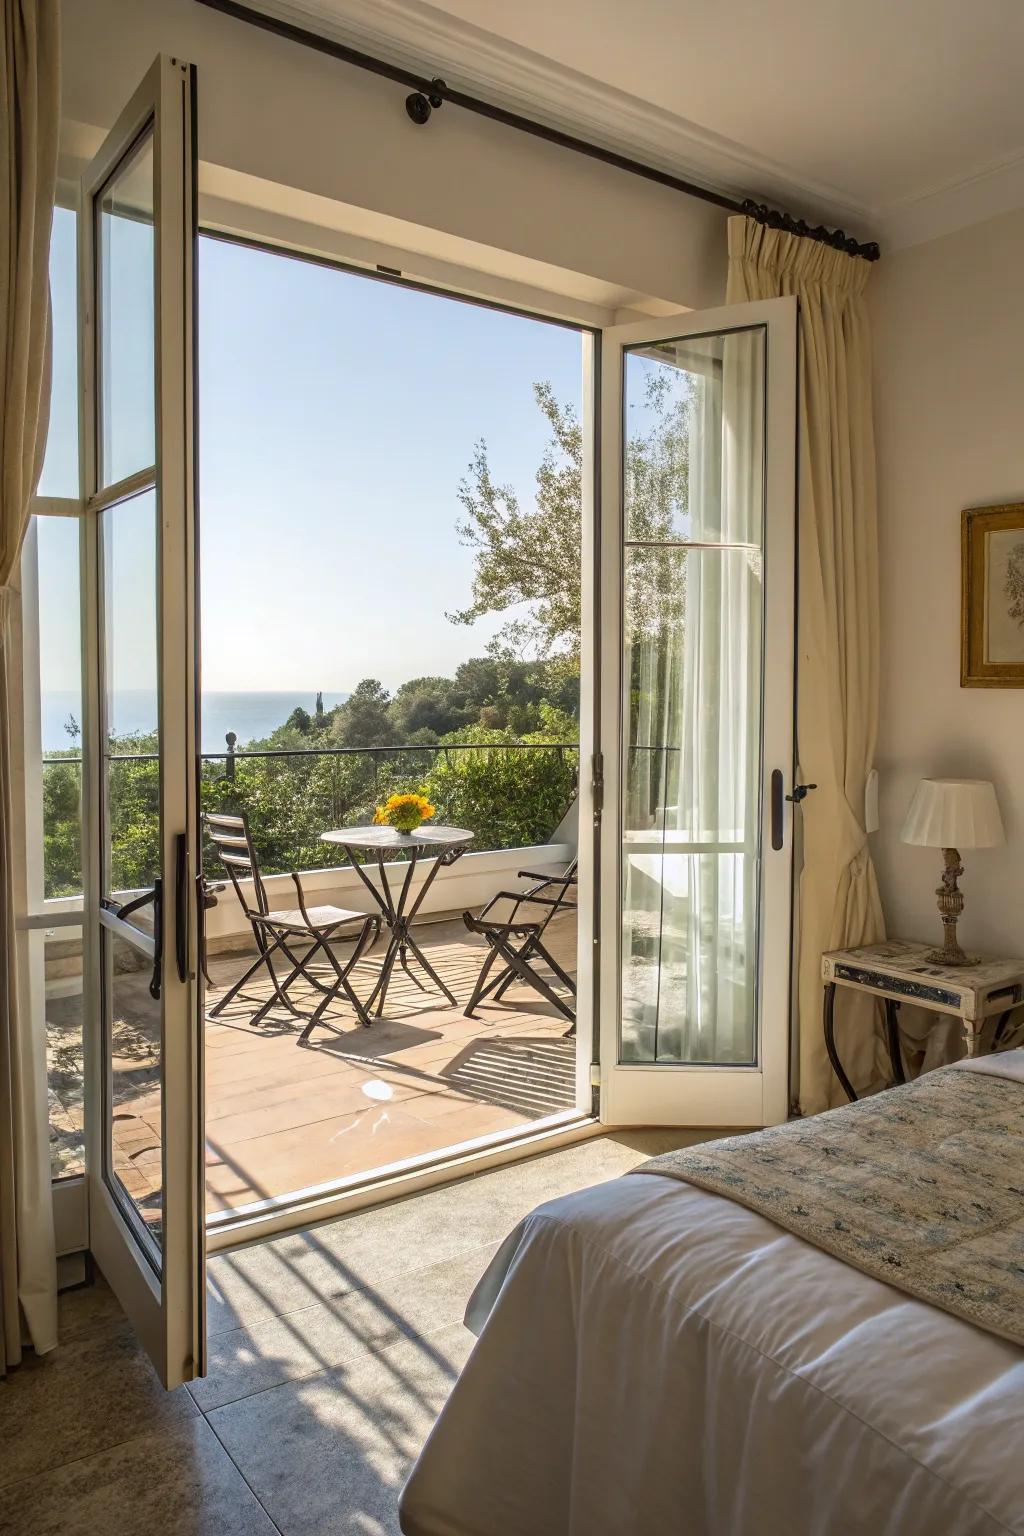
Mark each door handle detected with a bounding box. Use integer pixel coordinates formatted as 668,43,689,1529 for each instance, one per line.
102,883,163,998
174,832,189,983
770,770,785,851
197,872,216,987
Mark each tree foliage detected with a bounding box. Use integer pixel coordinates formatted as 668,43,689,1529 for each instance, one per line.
451,372,691,658
40,681,580,898
39,369,703,895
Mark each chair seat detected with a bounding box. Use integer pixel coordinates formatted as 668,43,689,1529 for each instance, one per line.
467,915,542,938
261,905,367,932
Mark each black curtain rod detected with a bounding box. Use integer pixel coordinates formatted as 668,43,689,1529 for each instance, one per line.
196,0,880,262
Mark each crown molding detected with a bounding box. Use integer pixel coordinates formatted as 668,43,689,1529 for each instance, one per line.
876,145,1024,251
240,0,872,231
210,0,1024,254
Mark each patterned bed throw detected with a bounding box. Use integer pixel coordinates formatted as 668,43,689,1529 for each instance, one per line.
632,1065,1024,1346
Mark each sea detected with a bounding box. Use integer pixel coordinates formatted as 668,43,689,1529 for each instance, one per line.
41,690,350,755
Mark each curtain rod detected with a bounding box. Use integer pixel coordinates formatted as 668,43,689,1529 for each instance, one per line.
195,0,880,262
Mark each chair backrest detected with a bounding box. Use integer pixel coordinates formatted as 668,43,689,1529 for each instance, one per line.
203,811,269,919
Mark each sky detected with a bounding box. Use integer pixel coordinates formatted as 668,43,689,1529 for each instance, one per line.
36,208,585,700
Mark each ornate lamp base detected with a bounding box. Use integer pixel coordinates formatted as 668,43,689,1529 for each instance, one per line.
926,847,978,967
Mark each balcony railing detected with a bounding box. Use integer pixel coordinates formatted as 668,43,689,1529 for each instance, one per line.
41,740,579,900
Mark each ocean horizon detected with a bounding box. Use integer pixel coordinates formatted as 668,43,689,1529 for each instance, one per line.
41,690,350,755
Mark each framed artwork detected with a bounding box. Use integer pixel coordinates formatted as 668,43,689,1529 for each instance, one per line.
961,502,1024,687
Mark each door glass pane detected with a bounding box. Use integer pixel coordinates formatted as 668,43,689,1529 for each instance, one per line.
105,925,163,1253
102,488,160,906
624,329,764,545
35,516,86,1181
46,929,85,1179
38,206,80,498
620,327,766,1065
38,515,83,896
98,131,155,487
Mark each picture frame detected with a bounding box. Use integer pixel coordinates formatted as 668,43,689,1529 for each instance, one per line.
961,502,1024,687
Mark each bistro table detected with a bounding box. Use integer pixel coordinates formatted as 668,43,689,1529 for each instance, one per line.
321,824,474,1017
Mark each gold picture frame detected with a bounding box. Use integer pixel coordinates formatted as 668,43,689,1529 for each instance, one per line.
961,502,1024,687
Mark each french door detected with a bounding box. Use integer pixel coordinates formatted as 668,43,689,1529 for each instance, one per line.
80,56,205,1387
597,298,797,1128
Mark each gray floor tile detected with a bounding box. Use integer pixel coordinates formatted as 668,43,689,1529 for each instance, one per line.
0,1417,277,1536
207,1129,698,1337
55,1273,125,1344
193,1242,498,1411
0,1316,197,1488
207,1323,474,1536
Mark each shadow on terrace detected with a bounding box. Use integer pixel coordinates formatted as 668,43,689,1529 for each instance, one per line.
44,739,581,1221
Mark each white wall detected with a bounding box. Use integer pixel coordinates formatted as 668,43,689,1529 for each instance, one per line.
871,207,1024,957
61,0,727,314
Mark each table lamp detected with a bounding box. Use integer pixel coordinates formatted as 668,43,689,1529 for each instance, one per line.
900,779,1004,966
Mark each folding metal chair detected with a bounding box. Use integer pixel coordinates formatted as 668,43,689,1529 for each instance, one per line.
203,811,379,1043
463,859,577,1032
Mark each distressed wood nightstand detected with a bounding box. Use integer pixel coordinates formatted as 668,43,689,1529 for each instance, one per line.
821,939,1024,1102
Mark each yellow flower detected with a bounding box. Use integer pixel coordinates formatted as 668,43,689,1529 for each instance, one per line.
373,790,436,828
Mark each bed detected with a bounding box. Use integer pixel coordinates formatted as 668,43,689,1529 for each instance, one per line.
400,1054,1024,1536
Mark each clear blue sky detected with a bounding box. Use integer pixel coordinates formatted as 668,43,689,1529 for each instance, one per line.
198,237,583,692
37,211,585,698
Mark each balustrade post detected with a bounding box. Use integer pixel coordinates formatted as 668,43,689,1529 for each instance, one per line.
225,731,236,781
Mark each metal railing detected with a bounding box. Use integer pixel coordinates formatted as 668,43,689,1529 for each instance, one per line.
41,738,579,898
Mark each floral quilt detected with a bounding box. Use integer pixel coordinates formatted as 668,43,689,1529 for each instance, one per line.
632,1065,1024,1345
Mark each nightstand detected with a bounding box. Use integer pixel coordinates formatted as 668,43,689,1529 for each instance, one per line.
821,939,1024,1102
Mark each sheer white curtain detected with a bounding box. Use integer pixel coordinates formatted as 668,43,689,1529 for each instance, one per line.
621,333,763,1065
1,0,60,1372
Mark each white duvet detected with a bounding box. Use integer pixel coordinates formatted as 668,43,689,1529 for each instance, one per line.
401,1058,1024,1536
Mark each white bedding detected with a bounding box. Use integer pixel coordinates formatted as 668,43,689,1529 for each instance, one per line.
401,1132,1024,1533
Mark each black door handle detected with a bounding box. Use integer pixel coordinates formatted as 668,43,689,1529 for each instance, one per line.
786,782,818,804
770,769,784,851
102,884,163,998
150,878,164,999
174,832,189,983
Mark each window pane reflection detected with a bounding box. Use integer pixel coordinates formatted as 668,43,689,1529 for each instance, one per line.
98,132,155,487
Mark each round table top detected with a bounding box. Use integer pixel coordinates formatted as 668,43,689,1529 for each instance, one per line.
320,824,474,852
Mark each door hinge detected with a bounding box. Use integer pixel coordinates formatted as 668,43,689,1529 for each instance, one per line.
590,1062,601,1117
591,752,604,820
590,1062,601,1087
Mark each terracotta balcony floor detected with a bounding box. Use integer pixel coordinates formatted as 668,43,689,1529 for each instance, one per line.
107,909,579,1221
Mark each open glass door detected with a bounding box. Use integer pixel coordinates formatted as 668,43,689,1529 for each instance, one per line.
80,56,204,1386
598,298,797,1128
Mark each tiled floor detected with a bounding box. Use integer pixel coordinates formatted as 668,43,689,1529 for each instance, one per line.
0,1130,697,1536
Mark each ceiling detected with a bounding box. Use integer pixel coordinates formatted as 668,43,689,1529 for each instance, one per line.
256,0,1024,248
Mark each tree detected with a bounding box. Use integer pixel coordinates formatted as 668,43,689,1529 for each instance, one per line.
450,372,692,660
449,383,582,661
331,678,398,749
285,706,312,734
388,676,471,740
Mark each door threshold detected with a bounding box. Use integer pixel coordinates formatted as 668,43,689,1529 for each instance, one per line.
205,1108,600,1253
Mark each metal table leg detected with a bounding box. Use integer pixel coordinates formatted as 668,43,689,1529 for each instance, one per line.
349,845,468,1017
884,999,906,1084
823,982,859,1103
991,1007,1016,1051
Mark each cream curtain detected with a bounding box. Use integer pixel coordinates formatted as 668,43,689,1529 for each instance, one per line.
1,0,60,1372
726,216,886,1114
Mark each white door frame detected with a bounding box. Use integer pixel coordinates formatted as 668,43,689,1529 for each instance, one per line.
597,297,797,1129
80,55,205,1388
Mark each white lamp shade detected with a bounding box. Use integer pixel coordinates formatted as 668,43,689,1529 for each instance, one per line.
900,779,1005,849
